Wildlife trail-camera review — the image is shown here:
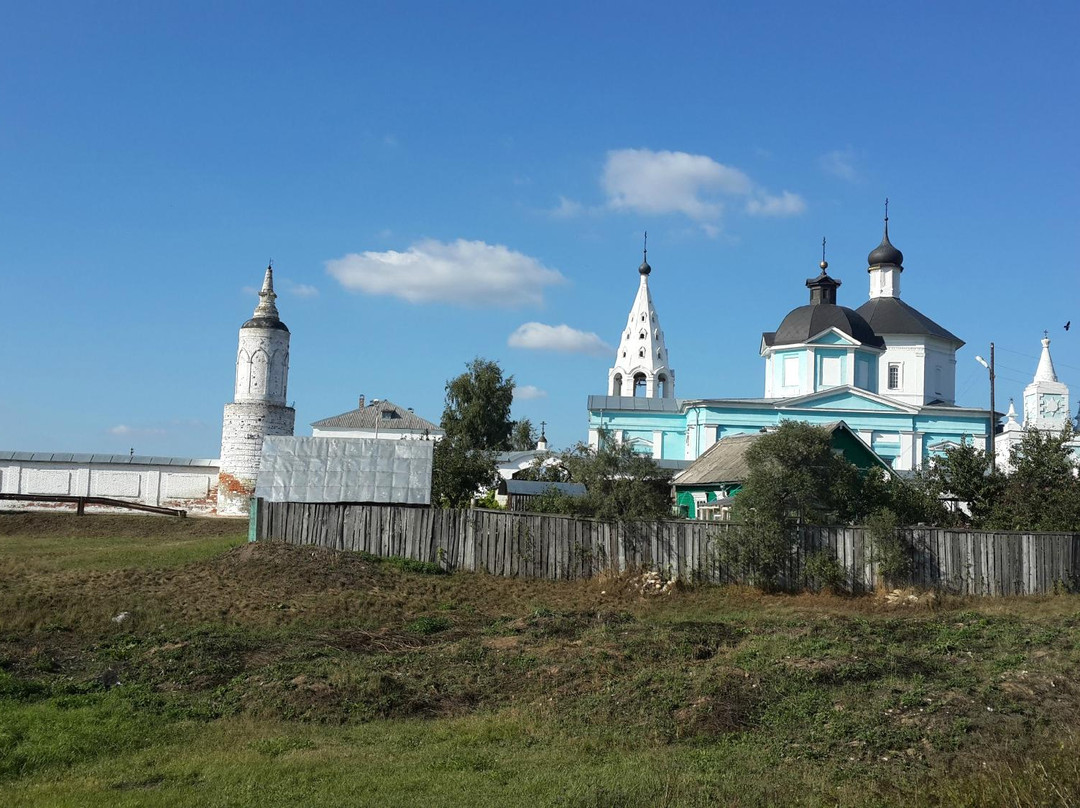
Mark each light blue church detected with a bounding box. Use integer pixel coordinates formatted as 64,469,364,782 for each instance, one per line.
587,221,992,471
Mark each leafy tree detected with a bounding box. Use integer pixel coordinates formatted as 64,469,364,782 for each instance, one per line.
440,357,514,450
923,443,1004,527
986,427,1080,531
514,453,570,482
526,431,673,520
723,421,940,587
431,437,497,508
510,419,538,451
431,358,515,507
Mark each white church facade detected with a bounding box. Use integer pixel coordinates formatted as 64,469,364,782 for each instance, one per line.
588,220,993,472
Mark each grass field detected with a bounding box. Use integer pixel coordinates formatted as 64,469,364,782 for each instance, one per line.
3,511,1080,806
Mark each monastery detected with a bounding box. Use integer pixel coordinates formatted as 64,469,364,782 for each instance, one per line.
3,217,1075,515
588,218,994,471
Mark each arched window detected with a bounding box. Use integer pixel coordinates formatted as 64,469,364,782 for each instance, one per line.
639,330,646,339
612,373,623,395
641,313,646,322
639,348,646,358
657,374,667,398
249,349,269,395
621,351,626,358
654,329,661,340
633,373,647,397
657,348,663,358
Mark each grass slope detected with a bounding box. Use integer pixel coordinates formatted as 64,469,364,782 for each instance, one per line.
2,511,1080,806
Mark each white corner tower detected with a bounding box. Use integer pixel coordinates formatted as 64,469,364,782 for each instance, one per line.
607,241,675,399
1022,334,1070,432
217,264,295,514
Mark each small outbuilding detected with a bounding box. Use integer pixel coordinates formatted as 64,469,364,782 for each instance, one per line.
673,421,891,520
496,479,587,512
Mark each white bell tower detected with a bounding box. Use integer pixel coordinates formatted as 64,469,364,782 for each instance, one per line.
218,264,296,514
607,239,675,399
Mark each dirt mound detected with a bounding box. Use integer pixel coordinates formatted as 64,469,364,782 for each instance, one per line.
0,510,246,540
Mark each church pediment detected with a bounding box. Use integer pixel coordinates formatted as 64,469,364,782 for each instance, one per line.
775,386,919,414
807,328,859,347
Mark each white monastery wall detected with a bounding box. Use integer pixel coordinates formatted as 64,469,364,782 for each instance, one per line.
0,453,220,513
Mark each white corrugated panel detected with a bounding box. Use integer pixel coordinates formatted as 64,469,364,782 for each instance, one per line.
255,436,433,504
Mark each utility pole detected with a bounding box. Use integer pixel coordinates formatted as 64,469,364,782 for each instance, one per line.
976,343,996,470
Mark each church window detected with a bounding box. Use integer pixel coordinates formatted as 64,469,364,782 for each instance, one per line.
657,348,663,358
633,373,647,397
639,348,646,358
820,356,841,388
639,330,646,339
888,363,901,390
782,356,799,387
621,351,626,358
654,329,661,340
855,359,869,389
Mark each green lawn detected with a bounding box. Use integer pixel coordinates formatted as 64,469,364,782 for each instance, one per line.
3,511,1080,806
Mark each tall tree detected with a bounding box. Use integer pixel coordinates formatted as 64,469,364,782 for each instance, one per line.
510,419,538,451
431,358,515,507
439,358,515,450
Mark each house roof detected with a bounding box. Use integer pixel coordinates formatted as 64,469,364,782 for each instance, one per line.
311,399,442,433
671,433,761,486
673,421,891,488
503,480,587,497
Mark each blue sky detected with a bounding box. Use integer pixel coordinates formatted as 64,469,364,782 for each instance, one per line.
2,1,1078,457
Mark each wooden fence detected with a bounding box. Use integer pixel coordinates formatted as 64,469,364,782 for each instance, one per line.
251,499,1080,596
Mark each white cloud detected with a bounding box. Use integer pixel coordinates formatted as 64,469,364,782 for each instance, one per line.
108,424,166,437
516,385,548,400
326,239,565,307
746,191,807,217
284,280,319,298
508,322,612,357
549,196,585,218
603,148,752,220
820,148,859,182
598,148,805,228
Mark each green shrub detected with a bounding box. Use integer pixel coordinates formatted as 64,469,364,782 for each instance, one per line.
804,551,847,594
356,551,447,575
406,616,452,635
866,508,910,587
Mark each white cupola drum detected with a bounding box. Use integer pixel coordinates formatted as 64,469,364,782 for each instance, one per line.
218,263,296,514
607,238,676,399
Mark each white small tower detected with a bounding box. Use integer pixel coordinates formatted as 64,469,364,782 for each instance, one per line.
607,239,675,398
1022,334,1070,432
217,264,296,514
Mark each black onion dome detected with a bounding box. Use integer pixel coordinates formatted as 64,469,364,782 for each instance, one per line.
639,259,651,276
867,223,904,267
241,316,289,332
771,304,884,348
